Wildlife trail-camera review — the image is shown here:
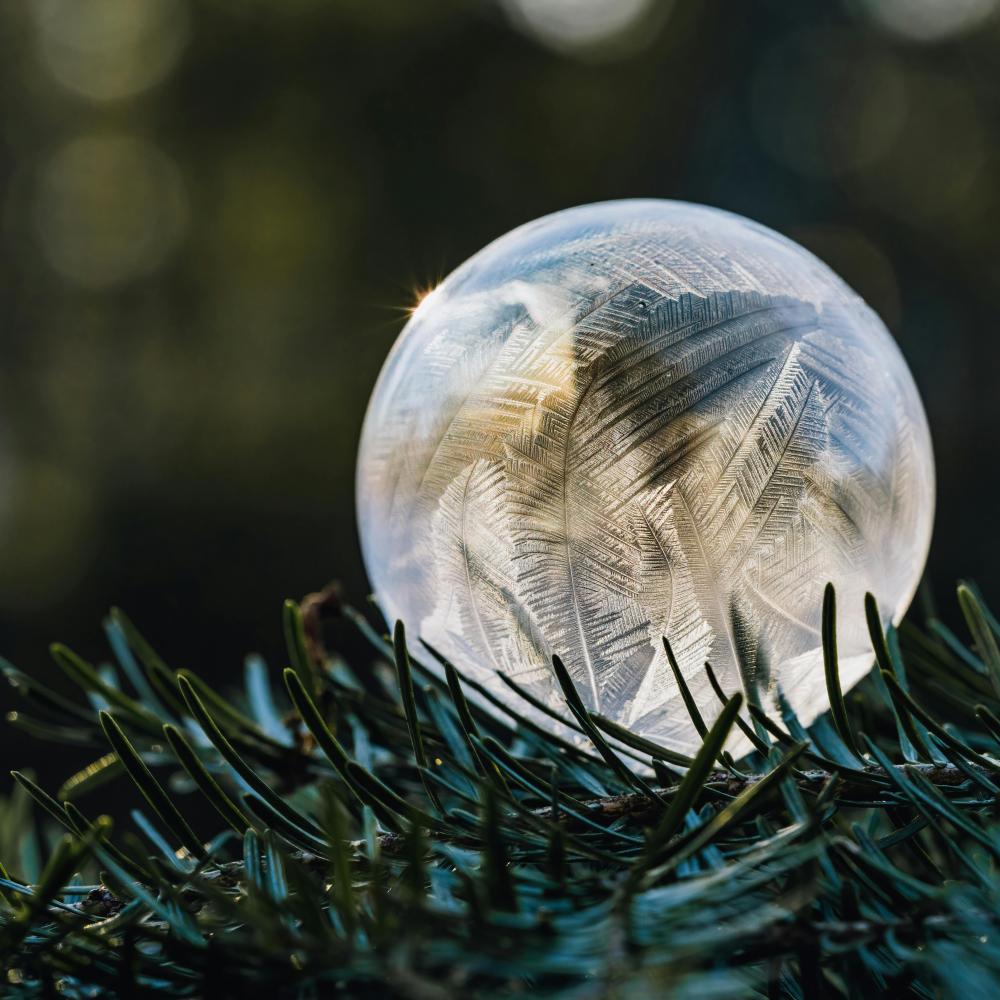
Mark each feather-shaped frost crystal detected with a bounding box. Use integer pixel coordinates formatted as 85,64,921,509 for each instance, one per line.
357,200,934,754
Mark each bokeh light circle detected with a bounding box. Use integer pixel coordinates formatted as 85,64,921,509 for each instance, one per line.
499,0,662,56
33,135,189,288
857,0,998,43
32,0,189,102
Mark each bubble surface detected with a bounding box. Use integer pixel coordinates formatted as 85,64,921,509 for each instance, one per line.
357,200,934,753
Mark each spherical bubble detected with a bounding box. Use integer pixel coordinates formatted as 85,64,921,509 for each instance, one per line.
357,200,934,754
790,225,901,332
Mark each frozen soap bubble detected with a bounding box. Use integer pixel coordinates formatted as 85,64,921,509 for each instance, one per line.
357,200,934,755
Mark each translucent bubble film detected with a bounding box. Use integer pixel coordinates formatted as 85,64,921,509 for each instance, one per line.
357,200,934,754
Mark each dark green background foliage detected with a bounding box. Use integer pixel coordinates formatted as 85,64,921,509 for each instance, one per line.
3,1,1000,991
4,583,1000,997
0,0,999,776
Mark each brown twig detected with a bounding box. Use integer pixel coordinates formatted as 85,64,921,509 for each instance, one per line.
299,581,343,667
358,760,993,852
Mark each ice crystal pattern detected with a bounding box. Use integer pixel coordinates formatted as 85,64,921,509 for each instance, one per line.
357,201,934,754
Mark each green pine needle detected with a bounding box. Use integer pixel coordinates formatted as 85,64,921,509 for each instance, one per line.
2,580,1000,998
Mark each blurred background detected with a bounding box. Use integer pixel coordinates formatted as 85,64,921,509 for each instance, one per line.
1,0,998,778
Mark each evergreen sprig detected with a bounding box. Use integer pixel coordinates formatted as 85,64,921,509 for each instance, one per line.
2,582,1000,997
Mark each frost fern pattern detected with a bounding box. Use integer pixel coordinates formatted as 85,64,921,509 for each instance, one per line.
357,201,934,753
